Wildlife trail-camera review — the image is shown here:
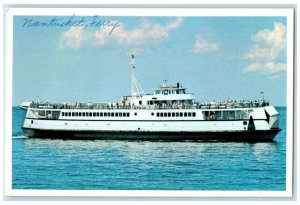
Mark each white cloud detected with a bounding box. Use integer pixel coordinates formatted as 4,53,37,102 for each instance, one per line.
60,27,86,50
243,45,279,61
244,62,286,74
94,17,184,45
60,18,184,49
192,38,219,53
252,22,286,49
243,22,286,76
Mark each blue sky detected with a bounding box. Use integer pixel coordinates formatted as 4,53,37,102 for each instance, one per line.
13,15,287,106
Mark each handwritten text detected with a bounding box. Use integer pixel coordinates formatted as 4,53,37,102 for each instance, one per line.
22,15,121,35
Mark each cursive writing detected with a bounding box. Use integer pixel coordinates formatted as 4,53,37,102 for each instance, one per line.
22,15,120,35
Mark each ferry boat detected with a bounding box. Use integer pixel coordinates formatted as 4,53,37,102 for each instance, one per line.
22,54,281,141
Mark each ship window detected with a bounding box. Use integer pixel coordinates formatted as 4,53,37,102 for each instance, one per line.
93,112,96,117
62,112,64,116
104,112,107,117
86,112,88,117
160,113,163,117
236,110,248,120
215,111,222,120
192,112,196,117
107,113,110,117
75,112,78,116
69,112,71,116
83,112,85,117
89,112,92,117
150,101,153,105
151,112,154,116
168,112,171,117
79,112,81,117
111,113,114,117
123,113,126,117
184,112,187,117
223,111,235,120
176,112,179,117
119,112,122,117
172,113,175,117
115,113,118,117
139,101,142,105
134,112,137,116
157,113,159,117
188,112,191,117
164,90,168,95
180,112,183,117
127,113,130,117
96,112,99,117
164,113,167,117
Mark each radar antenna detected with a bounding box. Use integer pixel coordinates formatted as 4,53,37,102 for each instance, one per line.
130,52,145,97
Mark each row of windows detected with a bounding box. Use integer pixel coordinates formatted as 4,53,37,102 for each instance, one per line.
62,112,130,117
156,112,196,117
61,111,197,118
154,89,186,95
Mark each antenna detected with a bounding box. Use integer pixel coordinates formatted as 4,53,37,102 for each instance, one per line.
162,80,167,87
130,51,144,97
260,91,265,101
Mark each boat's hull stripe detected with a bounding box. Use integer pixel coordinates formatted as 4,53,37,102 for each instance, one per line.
25,118,268,122
22,127,281,142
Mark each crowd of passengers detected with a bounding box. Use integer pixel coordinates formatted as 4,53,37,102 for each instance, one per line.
30,99,269,110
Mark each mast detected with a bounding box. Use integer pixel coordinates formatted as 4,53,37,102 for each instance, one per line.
130,52,144,97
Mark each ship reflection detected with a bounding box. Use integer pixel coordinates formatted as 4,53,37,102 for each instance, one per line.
21,137,279,162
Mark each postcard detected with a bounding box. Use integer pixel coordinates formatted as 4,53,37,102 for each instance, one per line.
4,6,294,198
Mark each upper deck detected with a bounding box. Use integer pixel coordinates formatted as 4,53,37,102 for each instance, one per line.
28,99,269,111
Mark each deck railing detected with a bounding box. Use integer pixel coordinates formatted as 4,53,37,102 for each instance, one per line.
29,100,269,110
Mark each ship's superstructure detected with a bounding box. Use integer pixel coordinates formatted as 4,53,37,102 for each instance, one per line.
22,54,281,141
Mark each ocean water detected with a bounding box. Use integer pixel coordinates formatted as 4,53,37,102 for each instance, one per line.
12,107,286,190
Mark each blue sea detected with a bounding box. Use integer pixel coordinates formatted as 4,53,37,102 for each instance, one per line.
12,107,286,190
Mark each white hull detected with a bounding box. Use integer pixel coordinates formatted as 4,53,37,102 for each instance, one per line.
23,118,270,132
22,106,281,141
